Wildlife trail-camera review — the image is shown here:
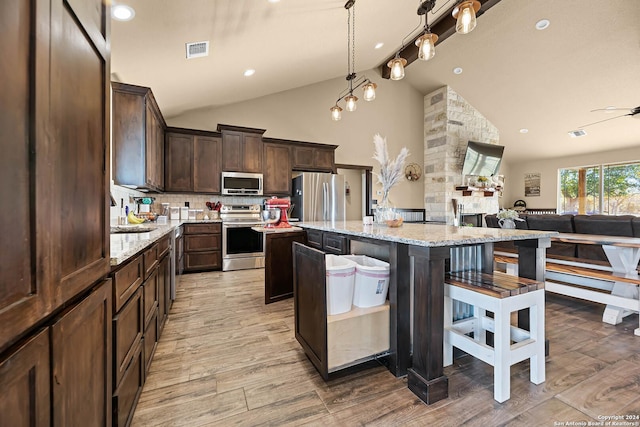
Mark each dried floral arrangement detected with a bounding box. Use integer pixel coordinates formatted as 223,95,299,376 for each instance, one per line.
496,209,524,221
372,133,410,200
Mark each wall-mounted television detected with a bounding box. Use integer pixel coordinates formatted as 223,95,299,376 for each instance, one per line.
462,141,504,177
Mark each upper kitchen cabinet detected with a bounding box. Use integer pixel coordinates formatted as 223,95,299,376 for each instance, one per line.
217,124,266,173
165,128,222,193
0,0,110,351
291,142,337,173
263,141,292,195
112,82,166,191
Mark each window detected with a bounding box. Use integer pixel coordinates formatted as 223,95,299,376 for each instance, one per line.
558,162,640,215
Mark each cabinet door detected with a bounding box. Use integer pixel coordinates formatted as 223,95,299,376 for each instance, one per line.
222,130,243,171
155,116,165,191
292,146,315,170
0,0,54,351
52,280,112,427
0,328,50,427
157,255,171,331
194,135,222,193
265,231,306,304
50,0,110,305
243,134,263,173
165,132,193,192
263,143,292,195
314,148,335,172
145,103,158,188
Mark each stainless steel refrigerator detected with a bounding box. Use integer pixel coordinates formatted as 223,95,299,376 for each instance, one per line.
291,173,346,221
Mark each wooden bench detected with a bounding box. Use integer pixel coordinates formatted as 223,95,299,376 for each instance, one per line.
444,270,545,403
494,251,640,335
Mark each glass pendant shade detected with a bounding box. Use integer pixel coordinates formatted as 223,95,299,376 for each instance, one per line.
345,94,358,112
363,82,377,101
416,32,438,61
453,1,480,34
387,56,407,81
330,105,343,121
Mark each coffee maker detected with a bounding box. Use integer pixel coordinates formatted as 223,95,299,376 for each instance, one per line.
263,197,292,228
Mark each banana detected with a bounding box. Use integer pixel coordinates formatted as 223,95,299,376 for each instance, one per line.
128,211,145,224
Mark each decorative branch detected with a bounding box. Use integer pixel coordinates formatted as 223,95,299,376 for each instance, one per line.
372,133,410,197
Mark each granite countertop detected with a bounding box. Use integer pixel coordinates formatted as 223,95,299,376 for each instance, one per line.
251,225,303,233
110,219,223,267
297,220,558,247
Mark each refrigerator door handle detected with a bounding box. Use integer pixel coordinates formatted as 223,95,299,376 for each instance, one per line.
323,182,329,221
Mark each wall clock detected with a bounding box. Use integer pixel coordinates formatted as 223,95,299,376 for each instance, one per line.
404,163,422,181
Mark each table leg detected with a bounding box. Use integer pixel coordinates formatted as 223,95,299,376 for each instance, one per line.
407,246,450,405
601,246,640,334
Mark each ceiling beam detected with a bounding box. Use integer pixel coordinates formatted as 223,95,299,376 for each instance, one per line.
379,0,503,79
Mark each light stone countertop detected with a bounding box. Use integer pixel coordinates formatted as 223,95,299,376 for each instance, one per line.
297,221,558,247
110,219,222,267
251,226,303,233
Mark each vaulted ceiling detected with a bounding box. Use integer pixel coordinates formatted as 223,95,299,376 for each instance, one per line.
111,0,640,163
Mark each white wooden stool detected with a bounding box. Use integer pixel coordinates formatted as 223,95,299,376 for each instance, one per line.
444,271,546,403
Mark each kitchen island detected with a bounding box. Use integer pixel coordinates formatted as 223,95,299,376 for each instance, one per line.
294,221,557,404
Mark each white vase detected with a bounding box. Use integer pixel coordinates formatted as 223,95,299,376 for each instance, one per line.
498,218,516,229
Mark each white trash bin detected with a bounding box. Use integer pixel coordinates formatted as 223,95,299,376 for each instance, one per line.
325,255,357,315
343,255,390,308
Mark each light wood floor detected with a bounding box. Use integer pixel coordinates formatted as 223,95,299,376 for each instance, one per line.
132,269,640,427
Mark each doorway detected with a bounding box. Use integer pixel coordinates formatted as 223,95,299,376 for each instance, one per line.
336,164,373,220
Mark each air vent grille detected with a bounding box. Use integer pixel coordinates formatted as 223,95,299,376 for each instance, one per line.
186,41,209,59
568,129,587,138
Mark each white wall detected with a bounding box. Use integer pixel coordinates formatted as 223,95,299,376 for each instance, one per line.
167,68,425,208
503,146,640,209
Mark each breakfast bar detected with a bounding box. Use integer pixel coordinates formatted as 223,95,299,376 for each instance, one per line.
295,221,557,404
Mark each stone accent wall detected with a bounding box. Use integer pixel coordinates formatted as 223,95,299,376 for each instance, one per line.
423,86,500,224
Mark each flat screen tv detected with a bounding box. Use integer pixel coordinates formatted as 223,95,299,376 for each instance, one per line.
462,141,504,177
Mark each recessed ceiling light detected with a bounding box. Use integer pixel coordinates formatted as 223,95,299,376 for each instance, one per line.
244,69,255,77
374,42,384,49
535,19,550,30
519,128,529,134
453,67,463,75
268,0,280,3
112,4,135,21
568,129,587,138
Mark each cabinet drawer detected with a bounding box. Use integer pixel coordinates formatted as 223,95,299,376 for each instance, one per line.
113,288,143,389
185,251,221,271
157,234,171,259
112,341,143,427
113,255,143,313
143,243,159,279
184,223,221,234
143,307,158,376
142,268,158,329
323,233,348,255
185,234,221,251
306,229,323,250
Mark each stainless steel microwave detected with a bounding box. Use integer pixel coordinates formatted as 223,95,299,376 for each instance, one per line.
221,172,263,195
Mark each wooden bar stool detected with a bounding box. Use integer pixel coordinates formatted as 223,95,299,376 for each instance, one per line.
443,270,546,403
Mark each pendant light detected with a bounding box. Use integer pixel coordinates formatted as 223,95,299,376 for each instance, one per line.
387,54,407,81
329,1,378,120
415,0,438,61
452,0,481,35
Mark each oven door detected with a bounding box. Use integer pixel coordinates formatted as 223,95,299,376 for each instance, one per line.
222,222,265,271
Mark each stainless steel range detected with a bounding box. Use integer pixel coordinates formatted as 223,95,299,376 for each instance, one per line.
220,204,265,271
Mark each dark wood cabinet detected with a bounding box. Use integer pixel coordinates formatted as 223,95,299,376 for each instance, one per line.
184,223,222,272
52,280,112,427
158,253,171,331
112,341,143,427
113,287,143,389
218,124,266,173
304,230,349,254
112,82,166,191
265,230,307,304
263,143,292,195
292,144,337,172
165,128,222,193
0,328,51,427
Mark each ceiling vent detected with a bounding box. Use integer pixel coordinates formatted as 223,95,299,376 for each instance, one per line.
186,41,209,59
568,129,587,138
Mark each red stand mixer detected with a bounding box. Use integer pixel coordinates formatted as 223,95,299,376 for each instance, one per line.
263,197,292,228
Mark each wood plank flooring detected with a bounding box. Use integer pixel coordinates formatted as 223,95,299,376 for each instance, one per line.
132,269,640,427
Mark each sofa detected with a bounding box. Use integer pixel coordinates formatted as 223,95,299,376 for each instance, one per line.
485,214,640,264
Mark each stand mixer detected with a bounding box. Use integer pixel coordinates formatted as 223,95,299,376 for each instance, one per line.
263,197,292,228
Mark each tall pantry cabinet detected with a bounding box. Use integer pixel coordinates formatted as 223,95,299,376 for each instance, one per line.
0,0,112,425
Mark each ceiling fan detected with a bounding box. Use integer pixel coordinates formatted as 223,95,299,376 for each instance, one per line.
579,105,640,129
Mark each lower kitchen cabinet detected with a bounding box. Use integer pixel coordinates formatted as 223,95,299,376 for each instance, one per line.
184,223,222,272
52,280,112,427
0,328,51,427
157,252,171,331
265,230,306,304
143,307,159,376
113,287,143,388
112,341,144,427
305,229,349,255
